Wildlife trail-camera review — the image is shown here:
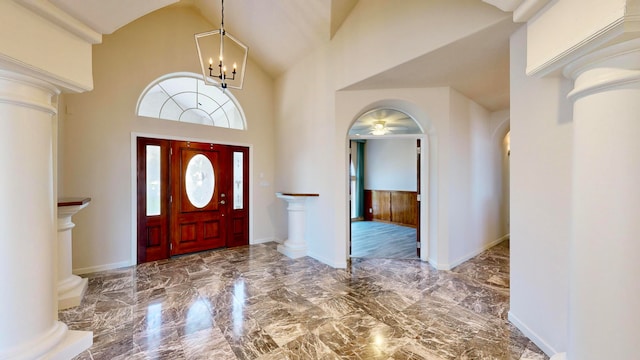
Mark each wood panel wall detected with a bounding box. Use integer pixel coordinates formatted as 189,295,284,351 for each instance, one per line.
363,189,417,227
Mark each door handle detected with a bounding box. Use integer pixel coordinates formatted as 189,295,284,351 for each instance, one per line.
219,200,226,205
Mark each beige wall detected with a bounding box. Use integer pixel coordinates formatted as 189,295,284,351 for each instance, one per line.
61,5,276,272
447,88,505,267
364,138,417,192
509,26,573,354
275,0,511,268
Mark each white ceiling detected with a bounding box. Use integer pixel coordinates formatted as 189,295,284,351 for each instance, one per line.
44,0,518,111
344,17,520,111
49,0,180,34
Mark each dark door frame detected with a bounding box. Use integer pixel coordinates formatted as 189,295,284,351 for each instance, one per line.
131,133,252,265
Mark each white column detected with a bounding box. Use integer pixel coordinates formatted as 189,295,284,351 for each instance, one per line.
57,199,90,310
276,193,318,259
0,70,91,360
560,38,640,360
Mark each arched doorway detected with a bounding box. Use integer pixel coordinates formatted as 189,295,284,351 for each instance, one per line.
347,108,425,259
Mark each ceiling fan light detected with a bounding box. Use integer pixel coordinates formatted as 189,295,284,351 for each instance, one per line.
372,120,387,135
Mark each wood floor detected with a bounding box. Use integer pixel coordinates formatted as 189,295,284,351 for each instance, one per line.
350,220,418,259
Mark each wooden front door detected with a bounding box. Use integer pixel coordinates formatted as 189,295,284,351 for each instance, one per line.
170,141,227,255
137,138,249,263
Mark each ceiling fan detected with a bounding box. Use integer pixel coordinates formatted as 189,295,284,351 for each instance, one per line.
369,120,409,135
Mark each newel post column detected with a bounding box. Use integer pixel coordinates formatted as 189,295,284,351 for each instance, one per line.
57,198,91,309
276,192,319,258
562,38,640,360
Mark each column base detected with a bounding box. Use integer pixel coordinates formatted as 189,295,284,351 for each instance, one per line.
277,243,307,259
0,321,92,360
47,329,93,360
58,276,88,310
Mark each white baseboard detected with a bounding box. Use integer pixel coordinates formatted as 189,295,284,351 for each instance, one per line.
508,310,560,357
307,250,347,269
75,238,281,275
447,234,510,270
250,237,277,245
73,260,132,275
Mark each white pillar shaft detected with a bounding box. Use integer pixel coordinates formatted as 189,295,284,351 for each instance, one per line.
565,39,640,360
0,70,58,355
284,202,307,249
0,70,91,359
58,220,76,285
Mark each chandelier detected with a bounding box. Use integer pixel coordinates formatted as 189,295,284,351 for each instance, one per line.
195,0,248,90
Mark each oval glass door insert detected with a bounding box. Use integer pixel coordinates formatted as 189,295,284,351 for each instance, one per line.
185,154,215,208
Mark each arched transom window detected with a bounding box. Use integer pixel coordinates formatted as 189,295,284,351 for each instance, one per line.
136,72,246,130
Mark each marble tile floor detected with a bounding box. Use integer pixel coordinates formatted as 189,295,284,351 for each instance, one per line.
351,221,418,259
62,240,547,360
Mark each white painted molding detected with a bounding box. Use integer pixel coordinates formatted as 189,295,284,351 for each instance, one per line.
73,260,131,275
250,237,277,245
0,69,59,114
526,15,640,78
0,53,92,93
308,250,348,269
15,0,102,44
482,0,524,13
563,38,640,102
509,311,561,357
513,0,552,23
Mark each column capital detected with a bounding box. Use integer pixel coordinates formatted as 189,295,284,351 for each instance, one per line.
563,38,640,102
0,70,59,114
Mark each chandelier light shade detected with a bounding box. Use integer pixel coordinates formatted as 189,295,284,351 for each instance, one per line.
195,0,248,90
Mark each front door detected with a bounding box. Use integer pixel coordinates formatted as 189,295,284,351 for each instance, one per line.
137,138,249,263
170,141,227,255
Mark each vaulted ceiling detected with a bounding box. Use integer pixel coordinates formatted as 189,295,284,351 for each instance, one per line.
45,0,518,111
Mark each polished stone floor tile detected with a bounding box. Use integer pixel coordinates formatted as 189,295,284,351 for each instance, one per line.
65,240,548,360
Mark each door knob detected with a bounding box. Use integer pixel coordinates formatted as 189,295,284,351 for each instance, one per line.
220,200,226,205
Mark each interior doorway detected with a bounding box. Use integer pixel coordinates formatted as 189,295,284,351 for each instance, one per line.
136,137,249,263
348,108,424,259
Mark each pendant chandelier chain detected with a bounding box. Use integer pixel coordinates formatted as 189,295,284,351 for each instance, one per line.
221,0,225,32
